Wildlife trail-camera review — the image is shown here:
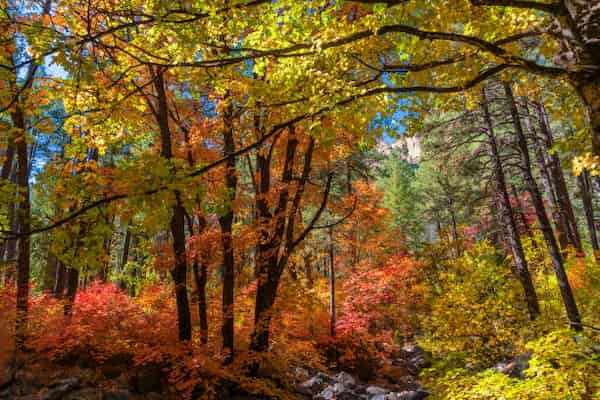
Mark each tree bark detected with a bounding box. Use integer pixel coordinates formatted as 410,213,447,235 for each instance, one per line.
504,82,582,330
64,267,79,315
578,169,599,258
328,225,336,337
14,105,30,350
482,88,540,320
534,102,582,252
218,94,237,363
43,250,58,293
251,130,299,352
53,260,66,298
153,68,191,341
119,227,131,289
522,101,569,248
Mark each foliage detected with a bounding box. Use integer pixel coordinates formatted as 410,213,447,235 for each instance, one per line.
423,330,600,400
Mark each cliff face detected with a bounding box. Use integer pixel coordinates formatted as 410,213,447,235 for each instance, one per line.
379,136,422,164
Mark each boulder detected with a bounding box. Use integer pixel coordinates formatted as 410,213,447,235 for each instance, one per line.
494,353,531,379
366,385,389,397
334,372,357,387
42,378,80,400
296,373,333,396
315,385,364,400
395,389,430,400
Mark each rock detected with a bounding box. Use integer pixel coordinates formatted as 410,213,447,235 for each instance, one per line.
334,371,357,387
366,385,389,397
294,367,311,382
42,378,80,400
402,345,425,358
296,373,332,396
395,389,430,400
102,391,132,400
131,363,162,394
315,385,364,400
495,353,531,379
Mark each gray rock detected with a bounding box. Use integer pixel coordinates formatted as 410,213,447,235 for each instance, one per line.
297,375,328,396
42,378,81,400
315,387,335,400
366,385,389,397
315,386,364,400
494,353,531,379
295,367,311,381
334,371,357,386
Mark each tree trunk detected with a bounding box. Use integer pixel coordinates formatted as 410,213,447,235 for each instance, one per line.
14,106,30,351
54,260,66,298
119,227,131,289
482,88,540,320
522,101,568,248
251,130,299,352
534,102,582,252
505,82,582,331
64,267,79,315
193,260,209,345
219,95,237,364
0,137,15,263
328,225,336,337
43,250,58,293
154,68,191,341
578,169,599,258
251,253,281,352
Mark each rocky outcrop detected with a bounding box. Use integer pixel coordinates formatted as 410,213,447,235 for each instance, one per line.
297,345,430,400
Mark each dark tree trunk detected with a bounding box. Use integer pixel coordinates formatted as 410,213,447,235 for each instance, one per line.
119,227,131,289
0,138,15,263
64,267,79,315
522,102,568,247
534,102,582,252
328,225,336,337
251,131,299,352
193,260,209,345
218,95,237,364
54,260,66,298
304,252,313,288
505,83,582,331
2,170,18,282
154,68,191,341
14,106,30,350
578,170,599,257
43,250,58,293
482,88,540,320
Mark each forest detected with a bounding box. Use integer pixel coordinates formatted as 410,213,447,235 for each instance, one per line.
0,0,599,399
